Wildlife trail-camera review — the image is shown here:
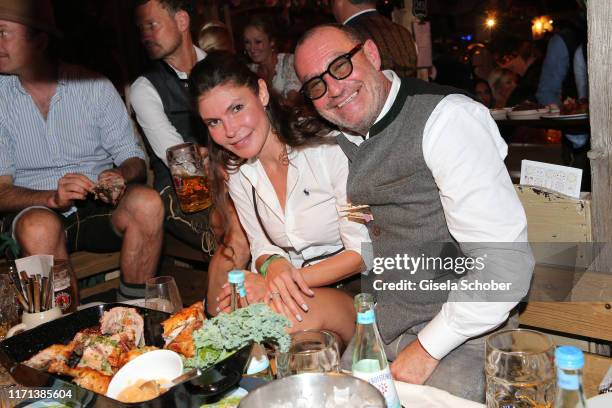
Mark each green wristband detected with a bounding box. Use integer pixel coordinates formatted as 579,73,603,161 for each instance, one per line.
259,254,283,278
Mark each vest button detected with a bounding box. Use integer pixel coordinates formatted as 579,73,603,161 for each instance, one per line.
371,225,382,237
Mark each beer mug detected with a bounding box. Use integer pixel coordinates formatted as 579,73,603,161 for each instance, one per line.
485,329,556,407
166,142,212,213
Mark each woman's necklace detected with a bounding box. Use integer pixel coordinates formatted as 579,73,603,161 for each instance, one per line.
278,148,289,166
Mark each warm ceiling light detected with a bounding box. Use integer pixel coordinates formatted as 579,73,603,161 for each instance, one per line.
485,17,496,28
532,16,554,39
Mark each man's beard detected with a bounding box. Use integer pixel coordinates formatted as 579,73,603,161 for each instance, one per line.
321,110,376,137
144,37,181,60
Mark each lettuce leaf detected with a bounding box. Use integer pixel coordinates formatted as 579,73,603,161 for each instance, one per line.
185,303,291,369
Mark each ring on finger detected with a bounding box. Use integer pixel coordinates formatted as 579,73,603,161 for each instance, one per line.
269,291,281,298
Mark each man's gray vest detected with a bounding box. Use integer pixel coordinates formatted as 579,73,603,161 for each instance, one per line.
143,61,207,192
336,78,469,344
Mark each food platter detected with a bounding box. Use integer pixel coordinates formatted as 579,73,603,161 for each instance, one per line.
0,303,252,408
540,112,589,120
489,108,507,120
507,108,549,120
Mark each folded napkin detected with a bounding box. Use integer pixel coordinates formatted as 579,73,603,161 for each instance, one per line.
395,381,485,408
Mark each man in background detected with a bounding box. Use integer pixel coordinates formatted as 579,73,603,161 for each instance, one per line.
0,0,164,303
130,0,249,314
332,0,418,77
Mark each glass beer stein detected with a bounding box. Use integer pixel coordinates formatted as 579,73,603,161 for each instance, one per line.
485,329,556,408
166,142,212,213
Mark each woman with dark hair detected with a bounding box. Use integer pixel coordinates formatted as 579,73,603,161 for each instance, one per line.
190,52,369,343
473,79,495,108
243,15,301,107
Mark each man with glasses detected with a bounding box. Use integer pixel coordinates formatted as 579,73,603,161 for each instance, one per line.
294,24,534,402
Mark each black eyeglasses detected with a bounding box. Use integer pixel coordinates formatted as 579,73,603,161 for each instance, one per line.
300,43,363,101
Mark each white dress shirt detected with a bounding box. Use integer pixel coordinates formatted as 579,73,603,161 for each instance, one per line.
227,142,371,273
343,71,530,359
129,46,207,166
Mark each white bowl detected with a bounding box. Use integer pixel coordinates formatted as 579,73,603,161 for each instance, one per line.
106,349,183,400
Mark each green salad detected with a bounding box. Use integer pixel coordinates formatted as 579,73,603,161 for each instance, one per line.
185,303,291,369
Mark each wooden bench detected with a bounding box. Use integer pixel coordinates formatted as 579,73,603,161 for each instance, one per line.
70,233,209,299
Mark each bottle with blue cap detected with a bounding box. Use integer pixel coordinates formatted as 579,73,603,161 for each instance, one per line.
351,293,400,408
554,346,587,407
228,269,247,311
227,270,273,380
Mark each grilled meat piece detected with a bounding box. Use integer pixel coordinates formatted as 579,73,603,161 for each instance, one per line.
162,301,205,358
100,307,144,347
73,368,112,395
92,177,126,205
25,344,75,370
77,334,125,376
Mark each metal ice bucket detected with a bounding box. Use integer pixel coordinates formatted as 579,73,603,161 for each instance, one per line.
238,372,386,408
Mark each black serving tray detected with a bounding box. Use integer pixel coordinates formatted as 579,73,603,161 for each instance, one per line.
0,303,252,408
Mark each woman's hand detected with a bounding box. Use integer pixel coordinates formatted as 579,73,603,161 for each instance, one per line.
215,271,267,313
264,259,314,322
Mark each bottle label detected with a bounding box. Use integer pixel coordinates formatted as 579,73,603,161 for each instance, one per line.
52,266,72,312
357,310,375,324
353,362,401,408
238,285,246,298
557,370,580,390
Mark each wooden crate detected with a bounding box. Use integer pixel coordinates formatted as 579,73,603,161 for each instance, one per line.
515,185,592,268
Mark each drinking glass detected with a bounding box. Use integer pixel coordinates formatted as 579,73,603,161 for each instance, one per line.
276,330,341,378
145,276,183,313
485,329,556,407
166,142,212,213
0,275,19,340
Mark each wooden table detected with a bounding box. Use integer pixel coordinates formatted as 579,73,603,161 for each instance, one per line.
585,353,611,397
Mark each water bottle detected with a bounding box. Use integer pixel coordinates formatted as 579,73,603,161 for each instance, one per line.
554,346,587,408
351,293,401,408
227,270,273,380
228,270,247,311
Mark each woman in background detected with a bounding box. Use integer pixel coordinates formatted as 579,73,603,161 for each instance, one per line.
198,21,234,53
243,15,301,107
474,79,495,108
488,67,519,108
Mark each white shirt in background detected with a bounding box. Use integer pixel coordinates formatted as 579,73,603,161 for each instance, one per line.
130,46,207,166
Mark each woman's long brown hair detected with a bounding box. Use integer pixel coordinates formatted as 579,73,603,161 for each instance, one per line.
189,51,332,242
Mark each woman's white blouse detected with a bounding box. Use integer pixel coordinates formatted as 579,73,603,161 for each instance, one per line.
227,142,371,272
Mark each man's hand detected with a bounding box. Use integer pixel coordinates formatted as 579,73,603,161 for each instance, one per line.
48,173,95,210
390,339,439,384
